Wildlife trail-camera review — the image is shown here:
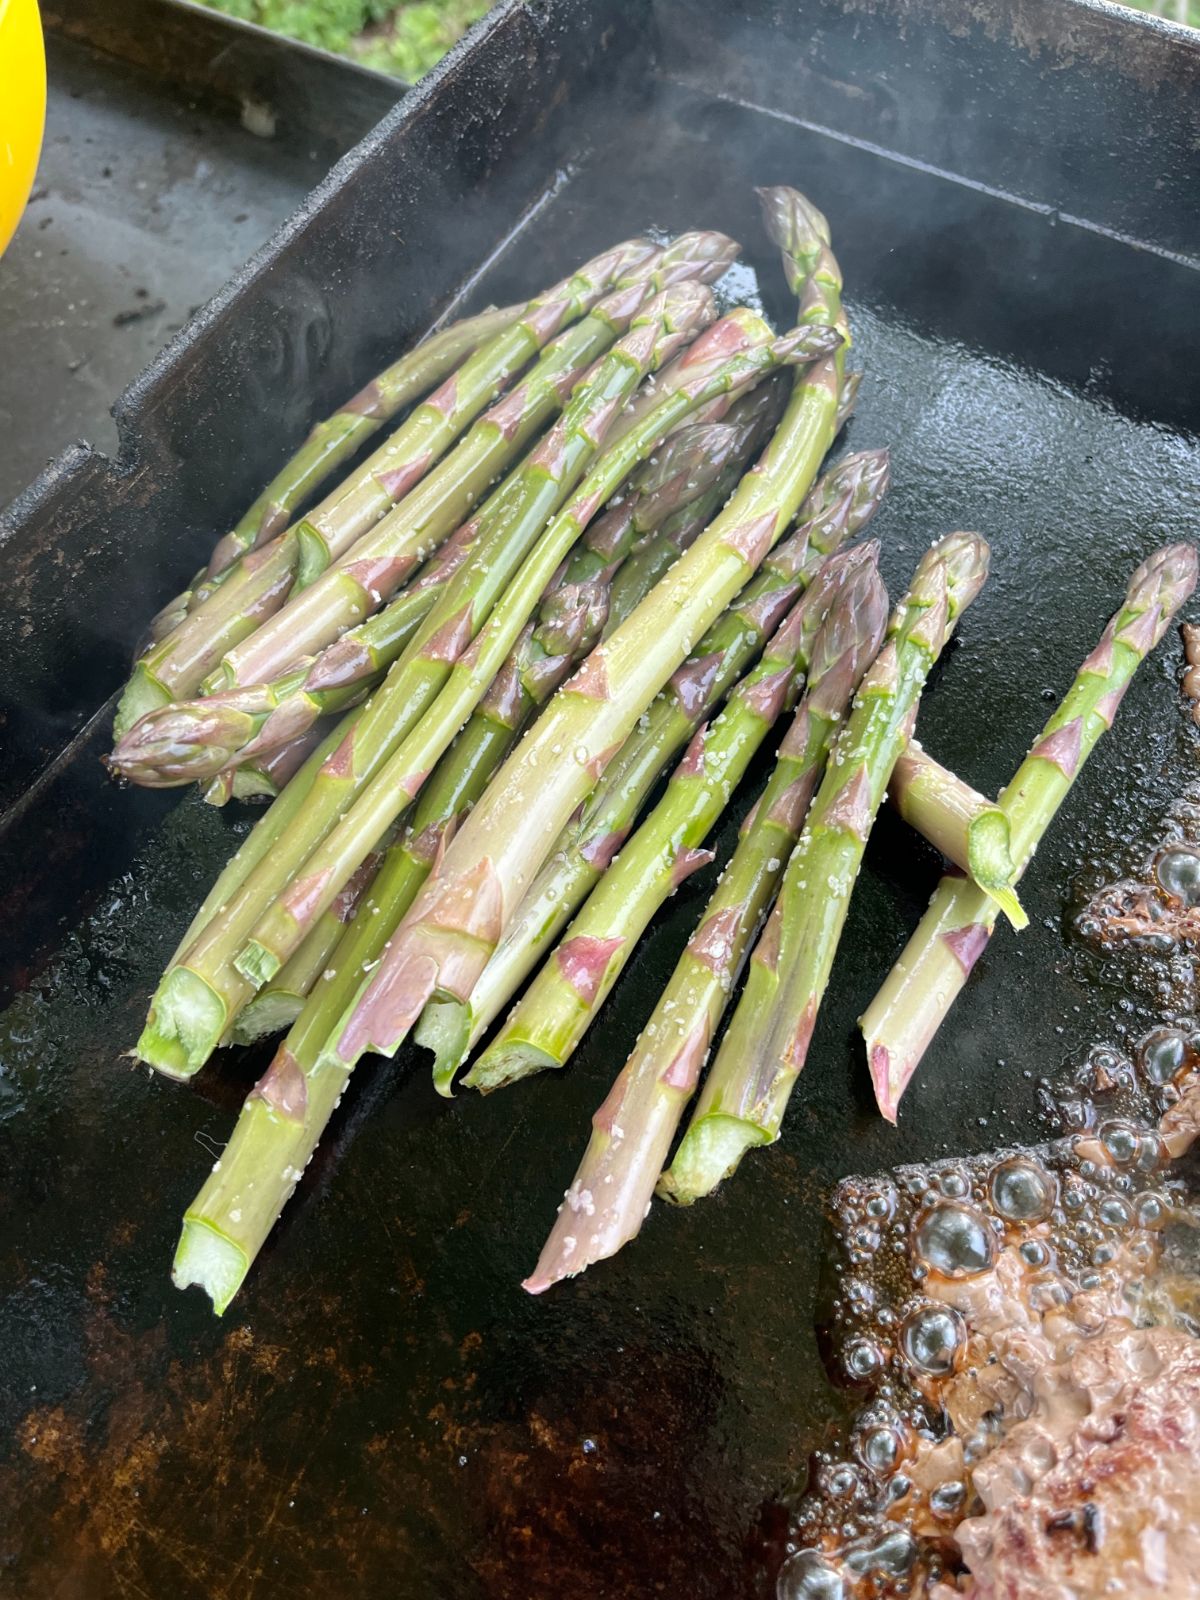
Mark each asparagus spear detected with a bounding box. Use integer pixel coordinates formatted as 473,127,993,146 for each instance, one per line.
136,284,730,1076
417,448,890,1089
471,549,877,1093
201,235,740,695
861,541,1197,1122
173,826,445,1314
526,547,888,1290
112,237,700,735
888,738,1027,926
109,514,486,787
660,532,991,1202
237,313,839,996
835,370,862,433
229,852,382,1044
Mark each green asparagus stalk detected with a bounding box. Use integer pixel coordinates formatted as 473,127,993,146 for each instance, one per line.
110,514,486,787
525,546,888,1290
236,310,837,996
136,284,729,1077
172,824,446,1314
416,447,890,1089
470,550,875,1093
113,237,684,735
659,533,991,1202
861,541,1198,1122
888,738,1027,927
228,851,382,1044
170,705,363,964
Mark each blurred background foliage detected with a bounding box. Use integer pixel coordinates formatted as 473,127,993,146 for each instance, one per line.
199,0,497,81
200,0,1196,84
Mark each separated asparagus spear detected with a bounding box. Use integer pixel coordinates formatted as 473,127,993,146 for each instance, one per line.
862,541,1197,1122
469,547,881,1092
526,546,888,1291
417,447,890,1091
660,532,991,1203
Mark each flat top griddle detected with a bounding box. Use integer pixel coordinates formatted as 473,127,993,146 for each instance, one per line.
1,3,1198,1596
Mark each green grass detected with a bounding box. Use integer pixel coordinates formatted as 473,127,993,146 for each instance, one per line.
201,0,497,81
1113,0,1200,25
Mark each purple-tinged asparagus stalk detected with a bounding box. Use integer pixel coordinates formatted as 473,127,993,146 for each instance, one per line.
526,548,887,1290
206,718,335,807
473,548,880,1094
417,448,890,1091
862,541,1198,1122
660,533,991,1202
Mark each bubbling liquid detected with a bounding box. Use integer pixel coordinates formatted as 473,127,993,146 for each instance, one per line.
775,1030,1200,1599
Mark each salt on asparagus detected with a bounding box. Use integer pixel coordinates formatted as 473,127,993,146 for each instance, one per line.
660,532,991,1202
861,541,1198,1122
525,545,888,1290
470,549,880,1092
418,447,890,1092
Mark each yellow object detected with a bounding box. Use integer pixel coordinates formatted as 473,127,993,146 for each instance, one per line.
0,0,47,258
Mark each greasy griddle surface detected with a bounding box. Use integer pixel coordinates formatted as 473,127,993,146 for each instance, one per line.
1,84,1197,1599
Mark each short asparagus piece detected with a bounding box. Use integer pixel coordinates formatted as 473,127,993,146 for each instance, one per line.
136,285,729,1075
888,739,1027,927
526,546,888,1290
660,532,991,1202
112,237,684,734
228,852,382,1044
862,541,1198,1122
238,311,838,994
472,549,878,1093
417,447,890,1089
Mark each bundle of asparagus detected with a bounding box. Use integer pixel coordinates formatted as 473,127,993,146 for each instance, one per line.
110,181,1192,1319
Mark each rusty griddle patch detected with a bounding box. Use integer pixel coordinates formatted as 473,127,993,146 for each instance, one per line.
1,1,1200,1596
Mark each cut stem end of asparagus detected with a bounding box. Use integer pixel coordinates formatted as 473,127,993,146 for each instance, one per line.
137,969,228,1078
113,665,171,740
462,1038,559,1093
295,521,332,590
229,992,304,1046
235,941,283,987
967,810,1029,930
657,1114,770,1205
172,1217,250,1316
416,998,472,1097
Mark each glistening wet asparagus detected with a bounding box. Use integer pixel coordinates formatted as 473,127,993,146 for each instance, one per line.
470,551,877,1092
136,286,742,1075
861,541,1198,1122
888,739,1027,926
237,316,842,994
113,236,683,733
418,447,890,1091
525,547,888,1291
660,532,991,1203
